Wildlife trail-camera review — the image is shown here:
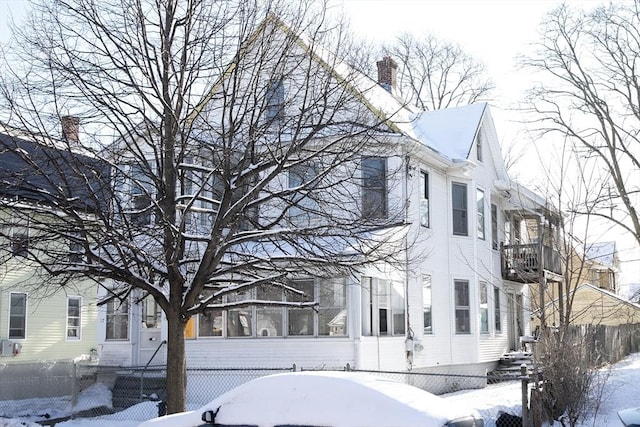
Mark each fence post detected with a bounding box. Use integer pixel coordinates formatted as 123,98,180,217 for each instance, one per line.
71,362,78,407
520,363,529,427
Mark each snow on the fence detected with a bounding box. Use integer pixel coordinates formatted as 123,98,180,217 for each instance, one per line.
1,353,639,427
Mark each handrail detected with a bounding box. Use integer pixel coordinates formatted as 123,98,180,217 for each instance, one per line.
140,339,167,402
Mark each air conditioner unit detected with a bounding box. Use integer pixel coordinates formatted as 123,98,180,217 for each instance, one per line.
1,340,14,357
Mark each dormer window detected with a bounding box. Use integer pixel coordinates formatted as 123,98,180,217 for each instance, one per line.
265,78,284,124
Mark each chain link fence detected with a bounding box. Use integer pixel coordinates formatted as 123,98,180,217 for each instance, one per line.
0,362,526,426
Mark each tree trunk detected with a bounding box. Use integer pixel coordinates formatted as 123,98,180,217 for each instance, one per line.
165,308,187,414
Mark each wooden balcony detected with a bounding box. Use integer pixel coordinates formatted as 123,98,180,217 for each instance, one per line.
501,243,562,283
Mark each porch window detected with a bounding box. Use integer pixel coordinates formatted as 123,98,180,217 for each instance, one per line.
362,277,405,336
319,279,347,336
256,286,283,337
9,293,27,339
452,183,468,236
454,280,470,334
362,157,387,219
66,296,81,340
420,171,430,227
227,290,253,337
480,283,489,334
494,286,502,333
423,275,432,334
287,280,315,336
477,189,485,240
106,299,129,340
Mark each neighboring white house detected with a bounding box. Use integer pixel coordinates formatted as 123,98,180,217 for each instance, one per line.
96,17,559,393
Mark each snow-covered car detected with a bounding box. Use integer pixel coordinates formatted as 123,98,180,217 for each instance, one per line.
139,371,484,427
618,407,640,426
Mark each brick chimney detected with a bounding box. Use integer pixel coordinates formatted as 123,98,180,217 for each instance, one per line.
377,56,397,93
61,115,80,144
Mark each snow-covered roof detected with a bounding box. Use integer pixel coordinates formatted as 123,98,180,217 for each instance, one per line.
408,103,486,160
585,241,616,268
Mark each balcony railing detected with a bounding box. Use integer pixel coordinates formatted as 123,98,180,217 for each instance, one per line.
501,243,562,282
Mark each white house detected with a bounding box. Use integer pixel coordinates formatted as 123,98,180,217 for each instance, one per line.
96,17,560,394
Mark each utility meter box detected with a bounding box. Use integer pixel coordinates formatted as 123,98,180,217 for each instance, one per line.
1,340,14,356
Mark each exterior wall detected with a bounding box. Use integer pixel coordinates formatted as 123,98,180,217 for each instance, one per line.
546,285,640,326
186,338,356,369
0,265,98,362
97,107,535,376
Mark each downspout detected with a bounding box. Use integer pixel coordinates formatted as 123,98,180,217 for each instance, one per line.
404,153,414,369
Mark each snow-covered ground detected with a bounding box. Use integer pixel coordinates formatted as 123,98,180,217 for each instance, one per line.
1,353,639,427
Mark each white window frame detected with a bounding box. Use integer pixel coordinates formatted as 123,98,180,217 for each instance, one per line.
420,171,430,228
105,298,130,341
9,292,27,340
452,182,468,236
477,189,485,240
66,296,82,340
494,286,502,333
479,283,489,334
289,163,319,226
362,157,388,219
423,274,433,335
454,280,471,334
199,278,347,338
362,277,405,337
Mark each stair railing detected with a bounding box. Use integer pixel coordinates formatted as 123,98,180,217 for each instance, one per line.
140,339,167,402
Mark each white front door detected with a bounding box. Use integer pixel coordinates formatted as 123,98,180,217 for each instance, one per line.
139,296,164,366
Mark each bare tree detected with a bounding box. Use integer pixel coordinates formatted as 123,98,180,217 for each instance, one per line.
523,1,640,248
381,32,494,110
0,0,409,413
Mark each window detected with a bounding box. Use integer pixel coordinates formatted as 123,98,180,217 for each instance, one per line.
256,286,283,337
454,280,470,334
494,286,502,333
362,157,387,219
67,297,81,339
199,309,223,337
452,183,468,236
491,203,498,250
142,296,162,329
423,275,432,334
287,280,315,336
9,293,27,339
475,131,483,162
420,171,429,227
11,233,29,257
289,163,318,225
362,277,405,336
266,78,284,123
130,164,154,226
477,189,485,240
227,290,253,337
106,299,129,340
479,283,488,334
319,279,347,336
196,279,347,338
69,238,84,263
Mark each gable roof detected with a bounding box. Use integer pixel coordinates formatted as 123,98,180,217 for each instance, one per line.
191,14,496,167
0,128,111,213
408,103,486,160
